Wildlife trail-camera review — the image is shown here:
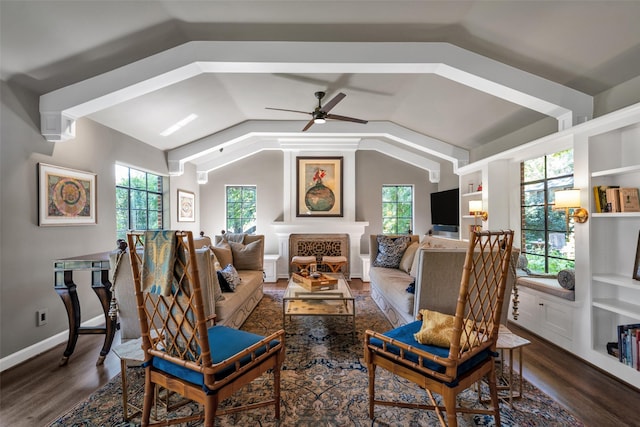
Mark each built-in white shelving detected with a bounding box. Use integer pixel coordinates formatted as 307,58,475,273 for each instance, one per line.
586,109,640,389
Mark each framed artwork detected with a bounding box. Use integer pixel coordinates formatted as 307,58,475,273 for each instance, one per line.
177,189,195,222
296,157,343,217
634,231,640,281
38,163,97,226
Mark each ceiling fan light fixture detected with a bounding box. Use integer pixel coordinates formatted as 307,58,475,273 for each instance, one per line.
314,117,326,124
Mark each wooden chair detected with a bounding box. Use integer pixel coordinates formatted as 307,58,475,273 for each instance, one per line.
364,230,514,426
127,230,285,427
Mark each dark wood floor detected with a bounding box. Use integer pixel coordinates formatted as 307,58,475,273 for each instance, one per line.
1,279,638,426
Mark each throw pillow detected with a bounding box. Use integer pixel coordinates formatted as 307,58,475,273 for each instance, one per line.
217,270,232,292
414,309,479,350
372,235,411,268
211,241,233,268
222,232,246,243
229,239,263,270
406,280,415,294
557,269,576,290
399,241,419,273
207,251,224,302
218,264,242,292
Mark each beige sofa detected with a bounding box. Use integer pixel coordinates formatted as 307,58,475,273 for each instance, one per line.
110,233,265,341
369,235,517,329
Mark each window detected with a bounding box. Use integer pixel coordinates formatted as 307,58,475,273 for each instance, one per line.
115,165,164,240
226,185,257,234
382,185,413,234
520,149,575,274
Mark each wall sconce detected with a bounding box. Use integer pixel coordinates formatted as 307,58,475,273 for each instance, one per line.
554,189,589,223
469,200,488,221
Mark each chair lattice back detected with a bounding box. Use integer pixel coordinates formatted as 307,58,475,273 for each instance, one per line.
448,230,514,369
127,231,212,369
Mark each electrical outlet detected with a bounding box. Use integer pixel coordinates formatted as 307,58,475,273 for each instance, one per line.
36,309,48,326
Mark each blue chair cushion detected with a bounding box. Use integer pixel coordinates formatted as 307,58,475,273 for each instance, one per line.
150,325,280,393
369,320,492,386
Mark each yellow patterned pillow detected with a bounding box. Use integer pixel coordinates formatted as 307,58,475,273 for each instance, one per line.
414,309,477,350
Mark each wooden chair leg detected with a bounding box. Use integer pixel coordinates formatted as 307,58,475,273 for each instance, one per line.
487,367,501,426
368,363,376,419
443,389,458,427
141,368,154,427
274,368,281,419
203,394,217,427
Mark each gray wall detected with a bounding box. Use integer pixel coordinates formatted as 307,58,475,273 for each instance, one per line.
356,150,440,254
0,81,183,358
199,151,285,255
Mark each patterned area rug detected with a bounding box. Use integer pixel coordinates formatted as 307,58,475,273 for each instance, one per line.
49,289,583,426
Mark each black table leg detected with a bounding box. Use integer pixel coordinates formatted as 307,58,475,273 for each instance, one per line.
55,270,80,366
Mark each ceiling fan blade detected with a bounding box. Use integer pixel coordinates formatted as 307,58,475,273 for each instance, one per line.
321,92,346,113
326,113,368,124
265,107,311,115
302,119,315,131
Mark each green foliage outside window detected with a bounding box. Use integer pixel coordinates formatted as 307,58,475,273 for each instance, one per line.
226,186,257,234
382,185,413,235
115,165,163,240
521,149,575,274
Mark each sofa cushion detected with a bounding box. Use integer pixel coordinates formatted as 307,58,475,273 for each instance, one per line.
211,241,233,267
229,239,263,270
195,248,224,307
399,241,419,273
369,266,416,316
373,235,411,268
215,270,263,324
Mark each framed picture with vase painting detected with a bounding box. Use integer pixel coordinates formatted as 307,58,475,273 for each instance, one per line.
296,157,343,217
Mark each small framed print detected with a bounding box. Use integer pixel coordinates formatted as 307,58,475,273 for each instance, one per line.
177,189,195,222
633,231,640,281
38,163,97,226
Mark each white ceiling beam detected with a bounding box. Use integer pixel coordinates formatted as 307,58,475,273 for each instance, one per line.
40,41,592,142
169,120,466,176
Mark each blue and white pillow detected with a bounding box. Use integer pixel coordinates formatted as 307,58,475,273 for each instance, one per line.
373,235,411,268
217,264,242,292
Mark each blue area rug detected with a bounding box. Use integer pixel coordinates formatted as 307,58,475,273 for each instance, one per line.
48,289,583,426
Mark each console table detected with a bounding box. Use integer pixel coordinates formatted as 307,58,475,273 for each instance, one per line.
54,251,117,366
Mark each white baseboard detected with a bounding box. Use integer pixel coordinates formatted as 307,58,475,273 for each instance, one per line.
0,315,104,372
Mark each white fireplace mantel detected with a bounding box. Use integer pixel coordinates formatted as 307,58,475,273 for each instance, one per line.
272,220,369,279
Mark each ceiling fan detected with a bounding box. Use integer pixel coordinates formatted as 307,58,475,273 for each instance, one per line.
266,91,368,131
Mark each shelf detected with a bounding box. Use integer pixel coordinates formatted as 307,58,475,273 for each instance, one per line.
592,274,640,289
461,191,482,198
592,212,640,218
592,298,640,320
591,164,640,178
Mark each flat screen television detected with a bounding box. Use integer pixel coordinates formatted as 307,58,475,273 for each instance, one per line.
430,188,459,226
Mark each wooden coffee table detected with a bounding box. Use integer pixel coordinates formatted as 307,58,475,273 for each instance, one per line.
282,273,356,340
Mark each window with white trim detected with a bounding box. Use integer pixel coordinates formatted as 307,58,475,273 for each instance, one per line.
520,149,575,274
115,165,164,240
226,185,257,234
382,185,414,235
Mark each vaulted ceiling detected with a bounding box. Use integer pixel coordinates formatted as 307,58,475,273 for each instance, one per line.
2,1,640,180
